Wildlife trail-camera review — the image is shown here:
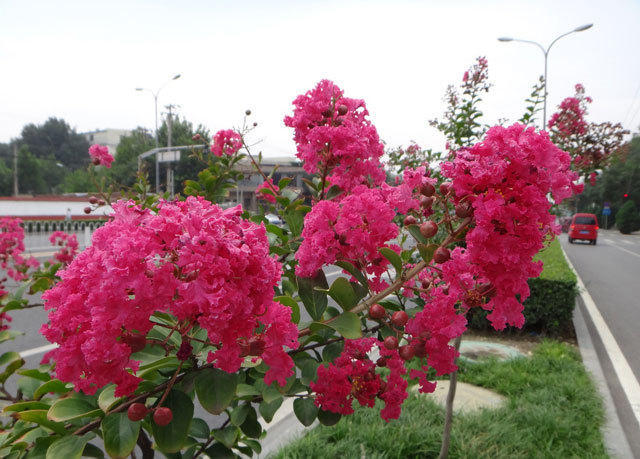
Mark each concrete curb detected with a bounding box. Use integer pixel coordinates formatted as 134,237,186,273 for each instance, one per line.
562,245,634,458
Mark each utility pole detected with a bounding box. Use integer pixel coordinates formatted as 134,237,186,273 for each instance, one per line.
13,143,18,196
165,104,177,198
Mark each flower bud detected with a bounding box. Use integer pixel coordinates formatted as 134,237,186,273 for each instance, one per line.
83,207,92,214
455,202,473,218
420,196,434,208
89,196,99,204
403,215,417,226
420,183,436,197
383,336,399,350
127,403,148,422
439,182,452,196
245,109,252,116
391,311,409,328
398,345,415,361
433,247,450,264
321,109,332,118
337,104,348,116
153,407,173,426
368,303,386,320
419,221,438,239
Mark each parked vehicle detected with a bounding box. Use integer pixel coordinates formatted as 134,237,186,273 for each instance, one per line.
568,213,599,245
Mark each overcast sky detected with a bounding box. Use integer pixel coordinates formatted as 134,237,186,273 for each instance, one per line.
1,0,639,157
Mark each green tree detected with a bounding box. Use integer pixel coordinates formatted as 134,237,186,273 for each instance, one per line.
20,117,90,170
615,200,640,234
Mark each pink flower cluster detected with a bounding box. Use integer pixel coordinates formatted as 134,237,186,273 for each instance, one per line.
284,80,385,192
310,338,408,421
255,178,279,204
211,129,243,157
41,197,297,396
88,144,114,168
405,124,580,393
0,218,39,329
49,231,79,266
547,96,588,137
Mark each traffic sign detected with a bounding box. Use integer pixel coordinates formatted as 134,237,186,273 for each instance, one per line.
603,207,611,216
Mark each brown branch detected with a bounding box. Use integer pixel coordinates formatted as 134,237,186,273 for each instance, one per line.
297,217,472,338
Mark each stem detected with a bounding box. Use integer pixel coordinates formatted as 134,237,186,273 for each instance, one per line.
157,361,184,407
297,217,472,337
438,334,463,459
241,138,279,196
136,428,154,459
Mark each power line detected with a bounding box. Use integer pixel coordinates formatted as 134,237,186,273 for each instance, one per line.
622,80,640,128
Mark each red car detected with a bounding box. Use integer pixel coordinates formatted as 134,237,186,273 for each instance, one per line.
568,213,599,245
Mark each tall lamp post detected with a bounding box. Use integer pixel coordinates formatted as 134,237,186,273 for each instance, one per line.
498,24,593,128
135,73,181,193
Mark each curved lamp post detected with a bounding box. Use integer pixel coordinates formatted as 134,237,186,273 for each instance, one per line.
498,24,593,128
135,73,181,193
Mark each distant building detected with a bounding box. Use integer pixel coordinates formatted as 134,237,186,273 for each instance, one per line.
232,156,309,211
82,129,131,156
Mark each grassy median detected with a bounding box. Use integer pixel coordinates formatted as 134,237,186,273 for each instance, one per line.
275,341,606,458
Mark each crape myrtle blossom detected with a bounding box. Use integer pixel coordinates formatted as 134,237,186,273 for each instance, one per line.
310,338,408,421
255,178,279,204
284,79,386,192
41,197,298,396
88,144,114,168
49,231,79,266
406,124,580,394
211,129,243,157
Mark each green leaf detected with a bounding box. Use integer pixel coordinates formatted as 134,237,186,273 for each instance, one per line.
317,409,341,426
17,377,43,399
278,177,292,189
25,436,55,459
0,352,24,384
335,261,368,287
293,398,318,426
242,438,262,454
0,330,23,344
1,299,27,313
283,208,304,236
16,369,50,382
261,383,282,404
274,295,300,324
417,243,438,263
189,417,210,439
152,389,194,454
47,397,101,423
33,380,71,400
212,425,238,449
236,383,260,398
322,341,344,363
326,312,362,339
3,401,51,413
379,247,403,275
298,271,328,321
328,277,358,310
101,412,140,459
97,385,122,412
30,277,52,294
205,443,235,459
195,368,238,415
46,433,93,459
230,403,251,426
239,408,262,439
18,410,66,435
408,224,427,244
259,397,283,423
82,443,105,458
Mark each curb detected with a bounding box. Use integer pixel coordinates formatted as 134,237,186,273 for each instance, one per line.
561,244,634,458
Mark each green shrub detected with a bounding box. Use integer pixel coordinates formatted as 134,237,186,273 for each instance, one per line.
615,200,640,234
467,238,577,335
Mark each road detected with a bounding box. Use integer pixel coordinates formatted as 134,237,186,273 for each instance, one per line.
560,229,640,456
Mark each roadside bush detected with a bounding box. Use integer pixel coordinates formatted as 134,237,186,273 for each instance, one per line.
615,200,640,234
467,238,577,335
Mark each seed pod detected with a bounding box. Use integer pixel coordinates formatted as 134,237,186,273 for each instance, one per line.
433,247,450,264
419,221,438,239
368,303,386,320
153,407,173,426
127,403,148,422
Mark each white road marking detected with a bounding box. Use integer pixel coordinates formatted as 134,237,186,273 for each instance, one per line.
609,244,640,259
19,343,58,358
561,247,640,426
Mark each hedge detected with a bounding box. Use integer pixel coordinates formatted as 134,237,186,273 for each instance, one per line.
467,238,577,335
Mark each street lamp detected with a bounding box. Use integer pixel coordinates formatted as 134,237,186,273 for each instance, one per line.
135,73,181,193
498,24,593,128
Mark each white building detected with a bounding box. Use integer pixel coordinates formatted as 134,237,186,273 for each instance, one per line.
82,129,131,155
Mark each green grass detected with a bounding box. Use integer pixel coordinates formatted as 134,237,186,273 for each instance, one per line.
535,238,576,283
274,341,606,459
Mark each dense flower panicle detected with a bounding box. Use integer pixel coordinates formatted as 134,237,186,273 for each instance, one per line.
49,231,79,266
0,218,39,282
548,96,587,137
295,186,400,287
441,123,580,330
284,80,385,192
255,178,279,204
310,338,408,421
211,129,242,157
41,197,297,396
0,311,11,331
88,144,114,168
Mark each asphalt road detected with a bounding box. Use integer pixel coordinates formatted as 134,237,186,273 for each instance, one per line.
560,229,640,455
